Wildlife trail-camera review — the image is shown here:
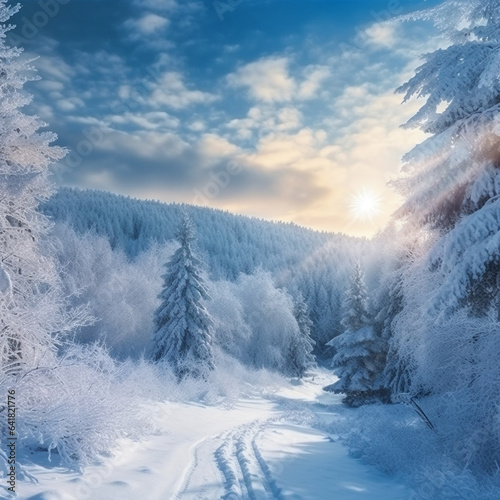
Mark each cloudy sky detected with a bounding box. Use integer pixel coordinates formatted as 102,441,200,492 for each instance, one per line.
14,0,444,236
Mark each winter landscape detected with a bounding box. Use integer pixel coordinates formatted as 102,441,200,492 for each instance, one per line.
2,0,500,498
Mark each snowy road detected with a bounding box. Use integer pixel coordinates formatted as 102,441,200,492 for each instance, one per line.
19,373,411,500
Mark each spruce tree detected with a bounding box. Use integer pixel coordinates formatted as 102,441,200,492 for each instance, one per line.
392,0,500,318
150,213,215,380
387,0,500,400
288,292,316,378
325,264,388,406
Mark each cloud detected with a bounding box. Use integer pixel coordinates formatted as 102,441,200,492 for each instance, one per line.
149,71,218,109
57,97,85,112
58,73,424,238
59,125,329,218
98,131,190,161
39,5,445,237
187,120,206,132
125,13,170,36
226,105,302,140
245,128,328,170
226,57,332,105
196,133,241,168
223,44,240,53
34,54,74,83
363,23,398,49
108,111,180,130
313,84,426,235
276,107,302,131
227,57,296,103
298,65,331,99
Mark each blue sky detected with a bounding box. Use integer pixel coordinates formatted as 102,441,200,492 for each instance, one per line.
13,0,444,236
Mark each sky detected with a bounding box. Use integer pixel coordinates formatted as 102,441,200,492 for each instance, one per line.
13,0,445,237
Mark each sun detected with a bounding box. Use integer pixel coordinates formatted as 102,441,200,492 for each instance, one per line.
349,189,382,221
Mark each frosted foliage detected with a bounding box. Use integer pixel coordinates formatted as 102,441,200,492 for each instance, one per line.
388,0,500,416
389,289,500,477
201,270,315,376
234,270,301,373
343,261,500,495
0,344,157,470
150,214,215,379
0,0,77,376
392,0,500,228
42,187,366,352
50,224,175,359
206,280,252,362
386,242,500,480
50,227,318,377
426,198,500,318
467,164,500,207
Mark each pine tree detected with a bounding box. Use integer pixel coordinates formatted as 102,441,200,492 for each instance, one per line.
325,264,388,406
0,0,71,375
385,1,500,403
288,292,316,378
392,0,500,319
150,213,215,380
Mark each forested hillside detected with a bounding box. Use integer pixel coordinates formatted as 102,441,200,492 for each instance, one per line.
42,187,370,350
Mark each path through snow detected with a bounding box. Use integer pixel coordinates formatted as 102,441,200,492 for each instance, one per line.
18,371,411,500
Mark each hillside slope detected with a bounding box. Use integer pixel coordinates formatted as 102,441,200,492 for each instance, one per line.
41,188,368,347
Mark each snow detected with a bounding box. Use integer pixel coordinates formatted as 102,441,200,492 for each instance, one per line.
257,424,409,500
18,371,411,500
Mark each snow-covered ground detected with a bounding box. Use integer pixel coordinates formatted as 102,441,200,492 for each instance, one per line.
18,371,410,500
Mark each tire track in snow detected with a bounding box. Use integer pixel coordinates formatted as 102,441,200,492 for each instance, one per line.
252,430,283,499
215,421,283,500
173,419,284,500
215,430,244,500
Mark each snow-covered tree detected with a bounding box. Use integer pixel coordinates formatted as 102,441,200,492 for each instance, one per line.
206,279,252,362
236,269,301,372
325,264,388,406
287,292,316,378
150,214,215,380
386,0,500,393
381,0,500,476
392,0,500,319
0,0,75,375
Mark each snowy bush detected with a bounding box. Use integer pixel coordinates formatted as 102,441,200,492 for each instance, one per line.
333,402,500,500
0,344,155,470
206,279,252,362
51,224,174,359
208,276,315,377
232,270,313,375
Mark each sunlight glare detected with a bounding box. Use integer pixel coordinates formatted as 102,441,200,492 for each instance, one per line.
349,189,381,221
